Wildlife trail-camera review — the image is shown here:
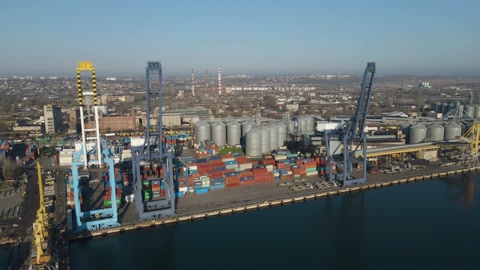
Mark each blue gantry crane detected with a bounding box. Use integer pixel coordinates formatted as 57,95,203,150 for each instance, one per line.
71,61,119,231
324,62,376,186
131,61,176,221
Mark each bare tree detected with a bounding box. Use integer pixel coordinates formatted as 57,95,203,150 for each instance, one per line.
2,158,18,180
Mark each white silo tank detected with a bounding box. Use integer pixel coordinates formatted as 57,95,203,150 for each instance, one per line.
211,121,226,146
465,105,474,118
227,120,241,146
409,124,427,144
246,128,262,157
444,122,462,140
277,122,287,147
241,120,254,137
299,116,307,132
427,123,444,142
269,123,279,151
194,120,211,143
305,115,314,132
260,126,271,153
474,105,480,119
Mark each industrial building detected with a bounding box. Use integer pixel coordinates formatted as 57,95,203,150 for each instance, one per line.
43,104,63,134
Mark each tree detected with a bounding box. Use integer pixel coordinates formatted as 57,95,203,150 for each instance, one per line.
1,158,18,180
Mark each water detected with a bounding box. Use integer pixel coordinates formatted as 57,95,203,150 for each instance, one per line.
70,173,480,270
0,245,11,270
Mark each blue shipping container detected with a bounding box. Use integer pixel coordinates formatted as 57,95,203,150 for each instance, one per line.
209,184,225,190
175,191,185,198
195,187,209,194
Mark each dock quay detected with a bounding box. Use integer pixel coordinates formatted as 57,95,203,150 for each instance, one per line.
69,163,480,241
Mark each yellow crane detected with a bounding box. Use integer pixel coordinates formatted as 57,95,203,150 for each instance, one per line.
31,162,51,267
459,122,480,167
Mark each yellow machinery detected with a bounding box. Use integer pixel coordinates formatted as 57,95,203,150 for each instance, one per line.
459,122,480,166
31,162,51,266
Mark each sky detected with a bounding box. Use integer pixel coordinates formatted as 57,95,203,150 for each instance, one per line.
1,0,479,77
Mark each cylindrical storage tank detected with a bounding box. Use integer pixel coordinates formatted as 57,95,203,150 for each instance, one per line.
442,102,449,115
241,120,254,137
194,120,211,143
448,103,455,114
474,105,480,119
409,124,427,144
399,122,412,143
465,105,474,118
246,128,262,157
226,121,241,146
277,122,287,147
260,126,271,153
211,121,226,146
458,105,464,119
435,102,442,113
444,122,462,140
427,123,444,142
299,116,308,133
269,123,279,151
305,115,314,132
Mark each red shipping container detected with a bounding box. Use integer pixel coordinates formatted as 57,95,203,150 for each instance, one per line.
240,179,255,185
226,182,240,188
225,176,240,185
221,154,234,159
235,156,248,164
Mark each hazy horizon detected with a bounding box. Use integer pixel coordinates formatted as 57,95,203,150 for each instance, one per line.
1,0,479,77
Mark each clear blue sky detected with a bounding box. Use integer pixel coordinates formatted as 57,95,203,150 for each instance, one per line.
1,0,479,77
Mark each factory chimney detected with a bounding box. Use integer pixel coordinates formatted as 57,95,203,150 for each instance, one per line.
191,68,195,96
218,68,222,95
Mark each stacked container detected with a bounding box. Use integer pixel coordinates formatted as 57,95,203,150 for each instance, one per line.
151,180,161,200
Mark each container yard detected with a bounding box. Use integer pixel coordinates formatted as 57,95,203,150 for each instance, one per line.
2,61,480,270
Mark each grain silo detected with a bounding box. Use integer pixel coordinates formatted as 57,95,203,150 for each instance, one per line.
465,105,474,118
305,115,314,132
409,124,427,144
246,128,262,157
241,120,254,137
427,123,444,142
211,121,226,146
194,120,211,143
260,126,271,153
269,123,279,151
226,120,241,146
277,122,287,147
444,122,462,140
474,105,480,119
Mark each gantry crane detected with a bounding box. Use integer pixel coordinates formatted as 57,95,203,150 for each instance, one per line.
31,162,51,267
71,61,119,231
131,61,175,221
458,122,480,167
324,62,376,186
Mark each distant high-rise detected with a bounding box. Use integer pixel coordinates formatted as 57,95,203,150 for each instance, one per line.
44,104,63,134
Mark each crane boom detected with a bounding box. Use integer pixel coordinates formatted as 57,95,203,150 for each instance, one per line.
324,62,376,187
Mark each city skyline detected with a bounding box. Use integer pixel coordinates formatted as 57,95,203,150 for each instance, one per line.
1,0,479,77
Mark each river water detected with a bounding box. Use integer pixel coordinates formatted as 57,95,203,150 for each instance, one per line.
67,173,480,269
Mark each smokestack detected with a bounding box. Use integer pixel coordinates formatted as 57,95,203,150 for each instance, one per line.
218,68,222,95
191,68,195,96
205,69,208,93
